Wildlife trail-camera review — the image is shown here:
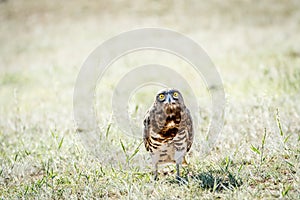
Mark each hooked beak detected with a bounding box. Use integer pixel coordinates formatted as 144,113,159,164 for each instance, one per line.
165,93,175,104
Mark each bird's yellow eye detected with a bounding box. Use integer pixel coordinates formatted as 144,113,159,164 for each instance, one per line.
173,92,178,98
159,94,165,100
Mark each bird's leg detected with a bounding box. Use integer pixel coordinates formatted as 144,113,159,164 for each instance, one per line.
154,164,158,181
174,150,183,181
176,163,180,180
176,163,188,184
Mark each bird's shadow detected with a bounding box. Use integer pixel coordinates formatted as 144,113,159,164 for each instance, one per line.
190,170,243,191
166,169,243,191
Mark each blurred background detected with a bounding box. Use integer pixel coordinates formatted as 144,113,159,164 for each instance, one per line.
1,0,299,144
1,0,299,129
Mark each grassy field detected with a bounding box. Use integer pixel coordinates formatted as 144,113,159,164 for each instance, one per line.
1,0,300,199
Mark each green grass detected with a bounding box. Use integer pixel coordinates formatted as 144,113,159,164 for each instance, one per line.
1,0,300,199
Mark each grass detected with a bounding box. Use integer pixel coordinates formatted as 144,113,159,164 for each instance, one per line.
1,0,300,199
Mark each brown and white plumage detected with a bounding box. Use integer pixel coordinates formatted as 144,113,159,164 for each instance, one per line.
143,88,193,180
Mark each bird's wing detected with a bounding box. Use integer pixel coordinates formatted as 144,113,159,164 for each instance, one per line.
143,109,151,152
186,108,194,152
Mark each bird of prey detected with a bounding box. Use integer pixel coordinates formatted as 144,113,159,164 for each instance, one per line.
143,88,193,181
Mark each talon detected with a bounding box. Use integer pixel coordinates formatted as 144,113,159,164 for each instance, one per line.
176,175,188,185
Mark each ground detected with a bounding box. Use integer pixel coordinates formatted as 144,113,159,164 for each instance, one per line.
0,0,299,199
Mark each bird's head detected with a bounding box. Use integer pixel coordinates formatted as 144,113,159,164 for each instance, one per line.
155,88,185,107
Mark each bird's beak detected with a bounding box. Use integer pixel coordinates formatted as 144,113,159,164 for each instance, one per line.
165,94,175,104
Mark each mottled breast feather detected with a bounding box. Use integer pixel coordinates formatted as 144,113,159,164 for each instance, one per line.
143,101,193,155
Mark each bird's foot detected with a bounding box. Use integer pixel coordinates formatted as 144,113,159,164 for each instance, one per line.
175,175,188,185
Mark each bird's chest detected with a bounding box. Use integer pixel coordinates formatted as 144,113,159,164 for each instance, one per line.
153,105,182,134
